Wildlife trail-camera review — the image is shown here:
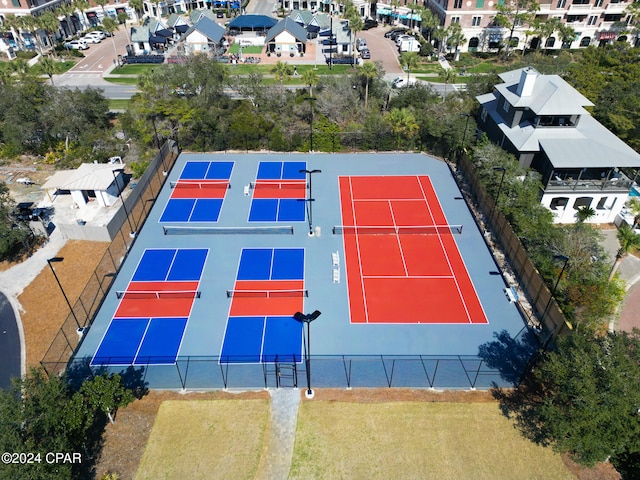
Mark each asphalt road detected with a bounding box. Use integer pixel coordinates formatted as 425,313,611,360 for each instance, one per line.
0,292,20,389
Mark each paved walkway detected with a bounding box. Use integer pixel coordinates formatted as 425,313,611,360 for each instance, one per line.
256,388,301,480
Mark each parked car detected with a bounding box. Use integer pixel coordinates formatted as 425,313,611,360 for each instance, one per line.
80,35,101,44
391,76,417,88
398,38,420,52
385,27,407,39
89,30,108,39
356,37,367,51
395,34,414,46
216,10,224,18
360,48,371,59
363,18,378,30
64,40,89,50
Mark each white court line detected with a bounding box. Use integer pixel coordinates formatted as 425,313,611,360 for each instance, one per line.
362,274,454,279
349,177,370,324
417,176,473,324
388,199,408,276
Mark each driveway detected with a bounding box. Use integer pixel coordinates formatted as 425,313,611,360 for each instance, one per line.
357,26,402,77
0,292,20,389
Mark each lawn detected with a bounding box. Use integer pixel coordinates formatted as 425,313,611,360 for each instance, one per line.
134,400,269,480
228,44,264,54
108,99,130,111
290,401,575,480
112,64,162,75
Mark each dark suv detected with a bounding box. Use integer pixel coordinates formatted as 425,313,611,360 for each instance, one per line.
363,18,378,30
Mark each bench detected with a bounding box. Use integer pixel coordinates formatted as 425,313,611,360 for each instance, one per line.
332,251,340,266
504,286,518,303
333,268,340,283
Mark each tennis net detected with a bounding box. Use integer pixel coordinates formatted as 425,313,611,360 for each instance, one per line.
170,180,230,189
332,225,464,235
163,226,294,235
249,181,308,190
226,289,308,298
116,290,201,300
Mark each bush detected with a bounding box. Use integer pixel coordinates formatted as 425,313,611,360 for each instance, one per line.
15,50,37,60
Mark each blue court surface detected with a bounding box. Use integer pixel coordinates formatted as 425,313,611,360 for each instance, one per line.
74,153,533,390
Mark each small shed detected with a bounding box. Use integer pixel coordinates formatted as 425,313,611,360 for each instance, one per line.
41,163,126,208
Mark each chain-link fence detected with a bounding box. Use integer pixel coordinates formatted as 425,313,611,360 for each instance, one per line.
41,141,180,376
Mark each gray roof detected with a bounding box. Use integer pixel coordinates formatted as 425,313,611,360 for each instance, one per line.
495,67,593,116
189,9,216,24
166,13,189,28
182,16,226,44
142,17,168,34
289,9,313,26
130,26,150,43
41,164,124,192
265,17,308,44
477,89,640,169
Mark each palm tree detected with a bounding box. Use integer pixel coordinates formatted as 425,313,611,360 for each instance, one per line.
128,0,144,24
0,62,15,86
419,8,438,43
271,61,293,89
39,56,58,85
1,14,25,51
56,3,77,38
387,108,419,150
358,61,379,109
102,17,119,59
446,23,465,60
36,12,60,55
95,0,110,22
438,67,458,99
19,16,45,55
72,0,90,31
609,223,640,280
301,69,318,98
399,51,419,86
575,205,596,223
627,198,640,229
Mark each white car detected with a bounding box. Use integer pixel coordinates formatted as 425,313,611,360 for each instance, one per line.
395,34,414,46
64,40,89,50
89,30,108,39
80,35,101,44
391,76,417,88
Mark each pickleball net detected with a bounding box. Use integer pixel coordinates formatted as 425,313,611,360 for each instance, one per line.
170,180,230,189
332,225,464,235
116,290,201,300
226,289,309,298
163,226,295,235
249,181,308,190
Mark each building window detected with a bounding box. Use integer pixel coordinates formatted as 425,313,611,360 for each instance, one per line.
580,36,591,46
451,16,461,23
502,100,510,113
572,0,589,4
476,0,484,6
469,37,480,48
597,197,608,209
480,107,488,122
557,0,566,8
453,0,462,8
545,36,556,48
550,197,569,210
587,15,598,25
594,0,603,6
574,197,593,209
472,16,482,26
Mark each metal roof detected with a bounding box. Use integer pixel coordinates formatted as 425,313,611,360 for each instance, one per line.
265,17,308,44
41,164,125,192
182,16,226,44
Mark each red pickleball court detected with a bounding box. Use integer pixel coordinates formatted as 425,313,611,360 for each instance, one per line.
338,175,488,324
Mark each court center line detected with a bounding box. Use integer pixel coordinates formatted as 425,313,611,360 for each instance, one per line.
417,176,474,324
388,199,409,276
268,248,276,280
349,177,370,324
164,249,180,282
259,316,267,363
362,274,455,279
131,318,152,366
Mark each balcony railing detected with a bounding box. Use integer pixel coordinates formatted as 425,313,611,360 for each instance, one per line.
546,178,633,192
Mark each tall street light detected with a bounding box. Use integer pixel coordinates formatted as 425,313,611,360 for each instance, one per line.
112,168,136,238
294,310,322,399
47,257,81,330
486,166,506,234
541,254,570,349
306,96,316,152
300,169,321,236
460,113,471,151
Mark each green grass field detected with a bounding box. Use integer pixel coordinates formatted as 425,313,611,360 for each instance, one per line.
108,99,130,111
228,44,264,54
290,402,575,480
134,399,576,480
134,400,269,480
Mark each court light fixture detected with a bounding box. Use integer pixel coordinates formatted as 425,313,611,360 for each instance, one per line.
294,310,322,399
111,168,136,238
300,169,322,236
541,254,570,350
486,167,507,234
47,257,82,330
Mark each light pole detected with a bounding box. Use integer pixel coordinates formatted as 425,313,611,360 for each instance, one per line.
541,255,569,349
487,166,507,233
112,168,136,238
306,97,316,152
47,257,81,330
460,113,471,150
294,310,321,398
300,169,321,235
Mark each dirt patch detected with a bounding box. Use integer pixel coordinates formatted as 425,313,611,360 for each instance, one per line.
18,240,109,367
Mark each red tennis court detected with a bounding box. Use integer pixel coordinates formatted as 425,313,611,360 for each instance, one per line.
115,280,200,318
228,280,306,317
338,175,488,324
169,180,230,199
251,180,307,199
